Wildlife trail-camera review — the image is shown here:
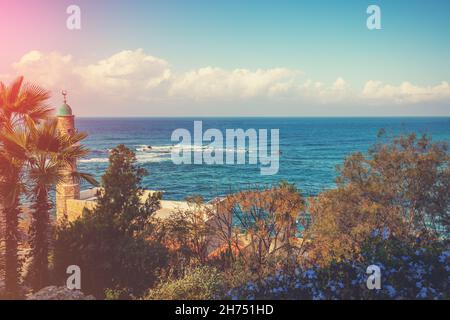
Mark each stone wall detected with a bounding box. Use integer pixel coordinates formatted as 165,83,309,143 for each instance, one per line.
55,115,80,221
56,183,80,221
65,199,97,221
56,115,75,136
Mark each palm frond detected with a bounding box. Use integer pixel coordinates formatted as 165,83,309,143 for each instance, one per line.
24,105,54,125
69,131,88,144
0,128,29,161
0,77,52,127
7,76,24,106
19,83,51,111
71,171,99,187
28,160,65,188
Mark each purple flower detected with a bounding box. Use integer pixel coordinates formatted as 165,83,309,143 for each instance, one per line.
384,285,397,298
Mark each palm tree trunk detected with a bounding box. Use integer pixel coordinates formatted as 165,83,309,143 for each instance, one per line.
28,187,50,291
4,200,21,297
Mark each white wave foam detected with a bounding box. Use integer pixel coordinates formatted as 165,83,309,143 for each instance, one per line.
136,145,173,152
142,144,254,154
81,156,170,164
80,158,109,163
81,143,260,164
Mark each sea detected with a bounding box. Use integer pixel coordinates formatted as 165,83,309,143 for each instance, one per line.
76,117,450,201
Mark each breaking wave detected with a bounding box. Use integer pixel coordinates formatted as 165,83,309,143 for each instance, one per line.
79,157,110,163
80,144,259,164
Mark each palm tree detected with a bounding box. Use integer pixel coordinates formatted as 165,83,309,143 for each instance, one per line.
0,148,25,297
2,118,98,290
0,76,52,129
0,76,51,297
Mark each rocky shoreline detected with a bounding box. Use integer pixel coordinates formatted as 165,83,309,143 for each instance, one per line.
26,286,95,300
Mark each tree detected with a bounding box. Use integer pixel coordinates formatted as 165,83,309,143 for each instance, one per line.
0,76,52,297
1,118,97,290
54,145,167,298
0,76,52,128
219,183,306,275
306,133,450,266
154,195,214,276
95,144,161,236
0,148,26,298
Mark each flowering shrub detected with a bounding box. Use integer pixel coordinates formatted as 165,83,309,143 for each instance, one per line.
225,238,449,300
145,266,227,300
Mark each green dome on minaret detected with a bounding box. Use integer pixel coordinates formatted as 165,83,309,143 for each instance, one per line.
58,90,73,116
58,103,72,116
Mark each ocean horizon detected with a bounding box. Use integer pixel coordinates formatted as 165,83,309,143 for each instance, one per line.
76,117,450,201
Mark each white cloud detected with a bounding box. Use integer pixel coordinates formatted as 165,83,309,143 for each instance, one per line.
266,77,352,104
332,77,348,91
362,80,450,104
4,49,450,113
8,49,172,103
12,51,75,89
169,67,300,100
76,49,171,97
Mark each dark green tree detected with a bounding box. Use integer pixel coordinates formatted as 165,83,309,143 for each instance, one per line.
95,144,162,235
54,144,167,298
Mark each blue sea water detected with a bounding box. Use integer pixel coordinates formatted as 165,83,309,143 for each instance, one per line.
76,117,450,201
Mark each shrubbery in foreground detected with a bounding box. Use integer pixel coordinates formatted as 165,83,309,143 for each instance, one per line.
226,237,450,300
54,145,168,298
53,134,449,300
145,266,227,300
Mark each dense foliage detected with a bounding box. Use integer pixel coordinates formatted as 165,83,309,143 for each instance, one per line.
54,145,168,298
148,133,449,300
153,195,213,278
145,266,227,300
306,133,449,266
1,77,97,296
225,237,450,300
0,76,52,297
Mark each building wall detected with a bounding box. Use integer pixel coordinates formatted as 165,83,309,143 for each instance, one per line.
65,199,97,221
63,197,194,222
55,115,80,221
56,115,75,136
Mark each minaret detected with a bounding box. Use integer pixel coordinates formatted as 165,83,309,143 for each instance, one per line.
56,91,80,221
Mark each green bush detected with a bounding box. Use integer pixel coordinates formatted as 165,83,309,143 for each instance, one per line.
54,145,168,298
145,266,226,300
104,287,134,300
54,210,168,298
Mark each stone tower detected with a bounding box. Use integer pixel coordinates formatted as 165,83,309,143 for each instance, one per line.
55,91,80,220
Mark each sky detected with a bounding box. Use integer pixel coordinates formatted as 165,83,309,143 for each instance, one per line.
0,0,449,116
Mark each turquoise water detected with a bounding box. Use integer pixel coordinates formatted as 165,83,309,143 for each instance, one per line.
76,117,450,201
